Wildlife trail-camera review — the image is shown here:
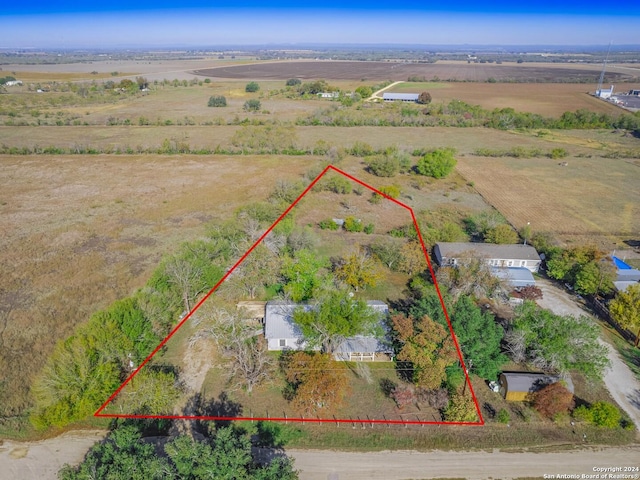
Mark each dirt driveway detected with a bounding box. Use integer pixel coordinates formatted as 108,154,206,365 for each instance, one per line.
536,278,640,432
286,445,640,480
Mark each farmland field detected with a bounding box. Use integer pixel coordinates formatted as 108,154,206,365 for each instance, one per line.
196,60,639,83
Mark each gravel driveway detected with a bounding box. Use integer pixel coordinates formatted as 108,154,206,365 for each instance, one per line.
536,278,640,432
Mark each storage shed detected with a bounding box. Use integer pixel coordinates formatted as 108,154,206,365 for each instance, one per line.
499,372,574,402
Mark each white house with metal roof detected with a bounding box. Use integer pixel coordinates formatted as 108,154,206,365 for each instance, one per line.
264,300,392,361
434,242,542,273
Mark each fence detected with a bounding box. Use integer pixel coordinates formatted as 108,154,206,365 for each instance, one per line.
589,297,637,344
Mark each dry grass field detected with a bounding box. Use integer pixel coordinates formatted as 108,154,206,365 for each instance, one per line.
456,155,640,248
0,154,311,421
387,81,628,117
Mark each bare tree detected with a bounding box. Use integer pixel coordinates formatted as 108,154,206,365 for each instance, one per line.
164,256,207,312
197,307,273,393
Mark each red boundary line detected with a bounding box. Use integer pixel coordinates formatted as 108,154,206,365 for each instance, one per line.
95,165,484,426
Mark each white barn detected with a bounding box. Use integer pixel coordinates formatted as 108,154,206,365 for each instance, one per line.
383,92,419,102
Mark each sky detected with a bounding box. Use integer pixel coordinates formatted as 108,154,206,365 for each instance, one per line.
0,1,638,48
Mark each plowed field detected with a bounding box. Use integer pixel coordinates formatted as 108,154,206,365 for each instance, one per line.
195,60,635,83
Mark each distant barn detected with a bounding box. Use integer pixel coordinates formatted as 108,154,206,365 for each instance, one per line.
383,92,419,102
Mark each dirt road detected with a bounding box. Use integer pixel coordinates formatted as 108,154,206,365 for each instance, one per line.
537,279,640,432
286,446,640,480
0,430,106,480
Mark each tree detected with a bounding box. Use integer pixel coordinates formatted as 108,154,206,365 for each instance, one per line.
286,78,301,87
415,148,457,178
292,289,382,354
228,244,278,299
531,382,574,419
417,91,432,104
506,301,609,380
435,256,506,301
202,307,274,393
355,85,373,98
208,95,227,107
299,80,328,95
243,99,261,112
574,259,615,296
283,352,349,416
333,248,382,292
369,238,404,270
61,424,299,479
136,76,149,89
545,245,604,286
451,296,507,381
484,224,518,244
281,249,330,302
609,283,640,346
392,313,458,390
245,81,260,92
398,241,427,276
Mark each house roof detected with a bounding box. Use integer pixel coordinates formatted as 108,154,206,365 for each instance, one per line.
616,269,640,282
334,335,392,354
491,267,535,285
501,372,574,393
382,93,419,100
614,281,639,293
435,242,541,261
264,300,388,340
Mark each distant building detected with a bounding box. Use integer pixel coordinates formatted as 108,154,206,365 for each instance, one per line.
318,92,339,98
434,242,542,273
628,89,640,96
4,80,22,87
499,372,574,402
596,85,614,99
383,92,419,102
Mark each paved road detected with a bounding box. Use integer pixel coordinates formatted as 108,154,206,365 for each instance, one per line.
287,446,640,480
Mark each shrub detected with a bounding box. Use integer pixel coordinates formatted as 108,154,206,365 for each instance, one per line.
497,408,510,424
391,385,415,409
367,154,399,177
318,219,339,230
243,99,261,112
207,95,227,107
531,382,575,419
416,147,457,178
363,223,375,234
343,216,363,233
355,85,373,98
203,78,211,83
286,78,302,87
550,148,568,159
245,81,260,92
350,141,374,157
378,185,401,199
324,176,352,194
574,401,622,428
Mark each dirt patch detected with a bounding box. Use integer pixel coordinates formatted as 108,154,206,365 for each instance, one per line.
8,447,28,459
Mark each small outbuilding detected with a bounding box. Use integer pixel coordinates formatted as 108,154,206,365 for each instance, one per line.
499,372,574,402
